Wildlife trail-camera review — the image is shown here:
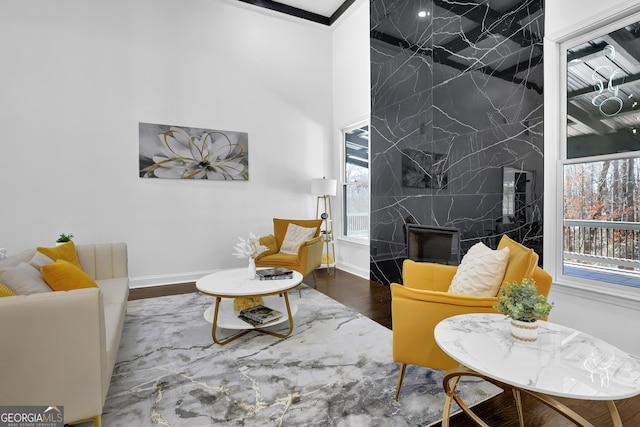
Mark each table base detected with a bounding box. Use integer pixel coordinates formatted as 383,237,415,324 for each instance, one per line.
210,291,295,345
442,365,623,427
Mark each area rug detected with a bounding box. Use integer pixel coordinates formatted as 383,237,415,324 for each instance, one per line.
101,285,500,426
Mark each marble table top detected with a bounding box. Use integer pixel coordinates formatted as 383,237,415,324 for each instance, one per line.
196,268,302,297
434,313,640,400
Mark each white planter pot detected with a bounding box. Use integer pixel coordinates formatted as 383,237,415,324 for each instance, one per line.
510,319,539,342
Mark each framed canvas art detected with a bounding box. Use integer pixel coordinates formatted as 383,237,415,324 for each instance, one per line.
139,122,249,180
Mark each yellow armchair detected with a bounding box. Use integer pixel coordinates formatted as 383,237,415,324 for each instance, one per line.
255,218,324,283
391,235,552,400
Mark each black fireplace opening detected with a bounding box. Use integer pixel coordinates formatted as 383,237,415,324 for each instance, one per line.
406,225,460,265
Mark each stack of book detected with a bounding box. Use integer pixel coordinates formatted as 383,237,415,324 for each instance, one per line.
256,267,293,280
238,305,283,326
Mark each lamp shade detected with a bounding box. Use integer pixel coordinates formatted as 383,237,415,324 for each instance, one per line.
311,178,337,196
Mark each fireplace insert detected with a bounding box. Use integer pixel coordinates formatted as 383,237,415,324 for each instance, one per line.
406,225,460,265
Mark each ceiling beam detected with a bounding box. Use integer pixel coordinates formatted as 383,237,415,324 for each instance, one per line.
238,0,355,26
566,103,613,135
567,71,640,99
568,129,640,158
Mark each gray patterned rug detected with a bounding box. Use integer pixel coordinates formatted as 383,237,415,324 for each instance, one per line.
99,285,500,426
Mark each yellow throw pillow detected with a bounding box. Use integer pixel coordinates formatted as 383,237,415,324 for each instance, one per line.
41,259,98,291
256,234,278,261
0,283,16,297
37,241,83,270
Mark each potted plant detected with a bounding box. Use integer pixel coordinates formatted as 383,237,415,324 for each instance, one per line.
494,278,552,342
56,233,74,245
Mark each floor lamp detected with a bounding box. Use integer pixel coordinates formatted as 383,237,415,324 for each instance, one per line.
311,177,337,274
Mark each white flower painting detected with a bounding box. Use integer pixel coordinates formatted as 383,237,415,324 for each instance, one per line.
139,122,249,180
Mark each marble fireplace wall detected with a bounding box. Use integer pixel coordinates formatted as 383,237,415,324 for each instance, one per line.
370,0,544,285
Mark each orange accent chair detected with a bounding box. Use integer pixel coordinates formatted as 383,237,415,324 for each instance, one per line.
391,235,552,400
255,218,324,284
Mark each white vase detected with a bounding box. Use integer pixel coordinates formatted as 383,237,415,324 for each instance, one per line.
247,257,256,279
510,319,539,342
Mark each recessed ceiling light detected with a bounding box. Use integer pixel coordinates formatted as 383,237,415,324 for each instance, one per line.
418,10,428,18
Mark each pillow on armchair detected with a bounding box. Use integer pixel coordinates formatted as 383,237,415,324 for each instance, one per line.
279,224,318,255
256,234,278,261
448,242,510,296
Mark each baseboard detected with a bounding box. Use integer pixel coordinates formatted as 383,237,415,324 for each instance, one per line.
129,270,219,289
130,264,372,289
336,261,369,280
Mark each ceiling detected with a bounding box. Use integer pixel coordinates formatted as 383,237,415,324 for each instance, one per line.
238,0,356,25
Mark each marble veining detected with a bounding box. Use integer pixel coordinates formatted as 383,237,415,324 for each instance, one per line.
370,0,545,284
98,286,500,426
435,313,640,400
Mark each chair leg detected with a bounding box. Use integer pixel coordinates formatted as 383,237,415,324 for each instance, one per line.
395,363,407,401
311,270,318,288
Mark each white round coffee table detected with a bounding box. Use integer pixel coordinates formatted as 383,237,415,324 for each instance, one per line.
196,268,303,345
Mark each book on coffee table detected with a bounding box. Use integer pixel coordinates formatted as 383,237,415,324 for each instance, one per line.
256,267,293,280
238,305,283,326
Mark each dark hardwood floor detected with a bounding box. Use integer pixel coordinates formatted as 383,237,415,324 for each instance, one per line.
130,269,640,426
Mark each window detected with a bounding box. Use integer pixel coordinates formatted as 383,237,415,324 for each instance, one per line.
342,123,369,239
562,19,640,289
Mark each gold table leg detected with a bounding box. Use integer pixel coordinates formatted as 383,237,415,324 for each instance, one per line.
442,365,623,427
211,297,251,345
255,291,295,339
442,366,491,427
211,292,295,345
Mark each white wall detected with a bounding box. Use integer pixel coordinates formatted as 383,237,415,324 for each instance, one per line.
544,0,640,355
0,0,333,286
330,0,371,279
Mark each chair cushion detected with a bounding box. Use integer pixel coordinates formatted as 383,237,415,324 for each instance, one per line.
256,253,299,268
448,242,510,296
41,259,98,291
0,262,52,295
279,224,317,255
497,235,539,284
37,241,83,270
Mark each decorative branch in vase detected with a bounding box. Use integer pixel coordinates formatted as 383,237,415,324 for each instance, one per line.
231,232,268,312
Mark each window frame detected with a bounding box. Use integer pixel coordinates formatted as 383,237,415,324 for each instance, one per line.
550,9,640,302
340,120,370,244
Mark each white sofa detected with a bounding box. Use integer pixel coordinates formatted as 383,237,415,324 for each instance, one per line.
0,243,129,427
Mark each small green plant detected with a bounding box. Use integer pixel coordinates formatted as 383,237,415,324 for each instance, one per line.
56,233,74,243
494,279,552,322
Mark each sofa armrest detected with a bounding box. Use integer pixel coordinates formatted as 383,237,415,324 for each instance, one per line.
0,289,107,424
77,242,128,280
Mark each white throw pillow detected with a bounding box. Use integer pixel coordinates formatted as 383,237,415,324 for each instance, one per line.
279,224,317,255
28,251,55,270
0,262,52,295
448,243,510,297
